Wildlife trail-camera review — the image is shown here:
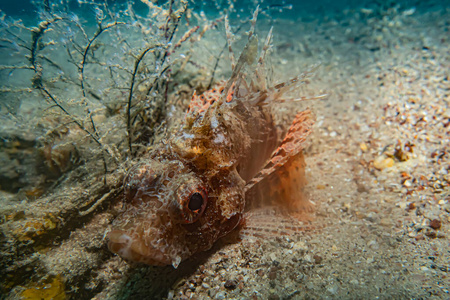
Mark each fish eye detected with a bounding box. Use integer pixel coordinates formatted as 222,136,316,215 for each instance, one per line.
181,188,207,223
188,192,204,212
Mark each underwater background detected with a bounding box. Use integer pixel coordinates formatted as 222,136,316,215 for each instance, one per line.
1,0,449,299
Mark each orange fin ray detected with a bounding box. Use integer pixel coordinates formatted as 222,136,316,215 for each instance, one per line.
245,109,314,192
239,207,316,240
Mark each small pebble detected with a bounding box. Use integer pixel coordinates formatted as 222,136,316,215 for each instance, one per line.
268,270,277,280
313,255,323,264
327,284,338,294
360,142,368,152
374,156,395,170
224,279,237,290
407,202,416,210
429,219,441,230
202,283,210,289
415,234,425,241
425,229,437,238
269,253,277,261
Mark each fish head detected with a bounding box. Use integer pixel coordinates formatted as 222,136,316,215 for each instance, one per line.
107,158,244,268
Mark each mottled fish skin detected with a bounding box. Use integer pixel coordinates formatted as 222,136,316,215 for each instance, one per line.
107,20,317,268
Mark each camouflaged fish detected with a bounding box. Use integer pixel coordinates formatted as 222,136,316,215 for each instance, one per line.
107,10,321,268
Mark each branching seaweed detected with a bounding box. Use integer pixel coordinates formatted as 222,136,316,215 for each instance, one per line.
126,43,162,154
79,21,126,98
0,0,208,181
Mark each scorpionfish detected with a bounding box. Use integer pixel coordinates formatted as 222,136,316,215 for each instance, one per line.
107,14,319,268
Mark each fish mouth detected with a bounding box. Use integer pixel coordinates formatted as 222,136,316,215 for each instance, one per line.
107,230,172,266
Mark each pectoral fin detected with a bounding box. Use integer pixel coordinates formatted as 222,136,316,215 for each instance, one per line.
245,109,314,213
245,109,314,192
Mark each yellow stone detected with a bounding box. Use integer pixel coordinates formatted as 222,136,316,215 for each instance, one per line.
373,156,395,170
21,275,66,300
360,142,368,152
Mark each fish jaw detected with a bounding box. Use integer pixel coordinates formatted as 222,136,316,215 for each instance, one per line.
107,229,176,266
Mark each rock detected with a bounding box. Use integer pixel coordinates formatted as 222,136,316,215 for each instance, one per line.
224,279,237,290
373,155,395,170
360,142,369,152
429,219,441,230
313,255,323,264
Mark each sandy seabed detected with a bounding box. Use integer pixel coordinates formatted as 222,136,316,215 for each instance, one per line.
0,3,449,300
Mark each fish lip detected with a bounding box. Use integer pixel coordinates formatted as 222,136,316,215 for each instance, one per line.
107,229,171,266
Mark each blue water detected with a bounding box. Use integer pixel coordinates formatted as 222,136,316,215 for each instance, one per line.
2,0,449,25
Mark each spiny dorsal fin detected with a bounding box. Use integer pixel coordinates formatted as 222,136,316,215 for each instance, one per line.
224,15,236,71
221,6,260,105
221,35,258,104
254,26,273,91
247,5,259,40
